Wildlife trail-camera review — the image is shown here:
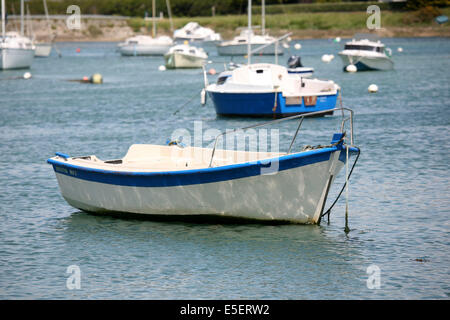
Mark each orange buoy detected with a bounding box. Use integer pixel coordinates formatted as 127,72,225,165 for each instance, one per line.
76,48,81,53
208,68,216,75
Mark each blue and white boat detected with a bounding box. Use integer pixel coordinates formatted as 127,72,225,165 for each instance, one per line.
47,108,359,224
206,63,339,117
206,0,338,118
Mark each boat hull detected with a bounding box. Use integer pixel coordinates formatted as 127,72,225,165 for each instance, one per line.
339,53,394,71
217,43,283,56
48,147,349,224
164,52,206,69
34,43,52,57
0,48,34,69
208,91,337,117
119,44,172,56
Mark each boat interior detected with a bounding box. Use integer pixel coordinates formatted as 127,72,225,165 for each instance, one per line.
60,144,285,172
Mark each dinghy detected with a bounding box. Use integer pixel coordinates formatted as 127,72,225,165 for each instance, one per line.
48,108,359,224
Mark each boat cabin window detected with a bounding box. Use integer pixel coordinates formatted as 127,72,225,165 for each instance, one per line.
256,69,264,74
345,44,384,53
129,41,138,44
175,49,184,52
189,49,196,54
217,76,230,85
238,39,246,43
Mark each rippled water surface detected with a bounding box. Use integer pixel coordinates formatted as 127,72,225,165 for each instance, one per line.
0,38,449,299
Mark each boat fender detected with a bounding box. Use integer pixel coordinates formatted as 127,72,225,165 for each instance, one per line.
201,88,207,105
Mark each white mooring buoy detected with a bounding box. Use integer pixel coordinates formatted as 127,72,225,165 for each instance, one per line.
368,84,378,93
397,47,403,52
294,43,301,50
158,65,166,71
321,54,332,63
23,72,32,79
346,64,357,73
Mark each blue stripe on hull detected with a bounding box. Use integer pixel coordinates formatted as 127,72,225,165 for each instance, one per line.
208,91,337,117
48,146,352,188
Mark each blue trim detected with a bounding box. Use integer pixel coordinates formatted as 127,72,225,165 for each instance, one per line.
208,91,337,117
55,152,70,160
48,145,348,188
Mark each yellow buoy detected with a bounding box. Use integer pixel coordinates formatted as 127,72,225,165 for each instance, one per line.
90,73,103,84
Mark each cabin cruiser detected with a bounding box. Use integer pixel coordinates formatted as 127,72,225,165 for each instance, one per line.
173,22,221,43
339,37,393,71
164,44,208,69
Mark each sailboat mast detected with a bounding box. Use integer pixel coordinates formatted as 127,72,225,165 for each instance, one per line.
152,0,156,38
166,0,174,33
1,0,5,39
247,0,251,65
262,0,265,36
20,0,24,35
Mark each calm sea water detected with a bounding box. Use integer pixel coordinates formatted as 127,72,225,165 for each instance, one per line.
0,38,449,299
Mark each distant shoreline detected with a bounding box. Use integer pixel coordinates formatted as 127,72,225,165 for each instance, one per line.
7,11,450,42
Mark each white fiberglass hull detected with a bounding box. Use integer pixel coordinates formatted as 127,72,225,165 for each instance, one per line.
34,43,52,57
119,44,172,56
339,52,393,71
217,42,283,56
164,52,206,69
51,151,344,224
0,47,34,69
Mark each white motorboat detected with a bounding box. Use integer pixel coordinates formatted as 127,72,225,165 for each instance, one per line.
48,108,359,224
118,0,173,56
118,35,173,56
338,36,394,71
164,44,207,69
1,1,34,70
173,22,221,43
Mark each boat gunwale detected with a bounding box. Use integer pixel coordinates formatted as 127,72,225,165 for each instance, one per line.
47,145,357,177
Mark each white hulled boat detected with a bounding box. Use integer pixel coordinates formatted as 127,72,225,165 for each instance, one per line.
339,35,394,71
118,35,173,56
173,22,221,43
1,0,34,69
217,0,282,56
48,108,359,224
164,44,207,69
118,0,173,56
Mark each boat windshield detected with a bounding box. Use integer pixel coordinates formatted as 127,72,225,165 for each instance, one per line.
345,44,384,53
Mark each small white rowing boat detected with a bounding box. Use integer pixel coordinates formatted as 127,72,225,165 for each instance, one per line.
48,108,359,224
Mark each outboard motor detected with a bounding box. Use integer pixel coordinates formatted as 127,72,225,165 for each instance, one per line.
287,55,303,68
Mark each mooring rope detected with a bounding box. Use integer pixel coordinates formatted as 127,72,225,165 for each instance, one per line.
172,89,204,115
321,146,361,221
